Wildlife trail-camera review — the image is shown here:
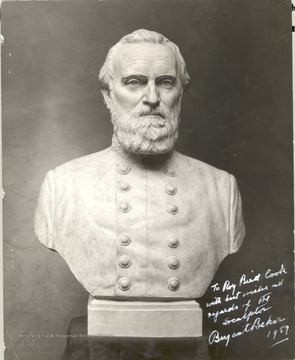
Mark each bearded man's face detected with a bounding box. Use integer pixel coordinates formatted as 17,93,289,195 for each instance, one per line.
102,43,183,154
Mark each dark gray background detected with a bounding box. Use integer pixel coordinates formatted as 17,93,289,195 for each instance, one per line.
2,1,293,359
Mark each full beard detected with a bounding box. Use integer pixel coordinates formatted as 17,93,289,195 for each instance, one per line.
109,101,181,154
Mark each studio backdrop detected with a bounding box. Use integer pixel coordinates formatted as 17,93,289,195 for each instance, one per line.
2,1,293,359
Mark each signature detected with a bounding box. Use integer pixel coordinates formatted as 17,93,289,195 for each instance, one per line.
209,316,287,347
206,264,289,349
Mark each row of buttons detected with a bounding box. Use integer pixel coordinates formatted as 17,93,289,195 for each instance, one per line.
167,234,180,291
117,163,178,214
119,200,180,214
117,163,176,178
118,234,179,248
117,234,181,291
118,202,178,215
118,277,181,292
118,229,131,290
118,255,179,270
118,182,177,196
117,163,180,292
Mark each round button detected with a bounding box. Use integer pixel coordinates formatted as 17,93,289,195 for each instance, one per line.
119,255,131,268
168,277,180,291
168,237,179,248
119,234,131,246
167,204,178,215
168,256,180,269
119,182,130,192
118,277,131,291
165,184,177,195
119,202,130,213
164,167,176,177
118,163,131,175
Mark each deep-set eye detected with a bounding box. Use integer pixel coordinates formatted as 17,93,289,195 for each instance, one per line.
160,79,174,89
126,79,142,88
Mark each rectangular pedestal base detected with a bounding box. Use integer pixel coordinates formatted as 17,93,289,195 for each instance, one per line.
87,296,202,337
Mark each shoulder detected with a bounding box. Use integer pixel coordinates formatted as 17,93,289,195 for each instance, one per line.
53,147,113,176
172,150,231,183
42,147,115,190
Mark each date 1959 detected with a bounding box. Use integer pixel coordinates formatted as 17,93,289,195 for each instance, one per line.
267,325,289,348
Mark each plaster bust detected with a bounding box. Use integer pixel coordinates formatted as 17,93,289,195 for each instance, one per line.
34,29,245,300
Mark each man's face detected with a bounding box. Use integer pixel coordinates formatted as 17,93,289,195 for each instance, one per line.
104,43,183,154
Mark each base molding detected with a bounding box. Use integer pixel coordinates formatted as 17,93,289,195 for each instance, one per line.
87,296,202,337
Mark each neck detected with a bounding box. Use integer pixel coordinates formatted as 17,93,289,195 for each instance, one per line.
111,134,173,165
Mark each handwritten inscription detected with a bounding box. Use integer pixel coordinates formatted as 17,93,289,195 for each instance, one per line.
206,264,289,348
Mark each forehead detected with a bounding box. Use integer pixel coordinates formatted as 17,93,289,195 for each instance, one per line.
113,43,179,78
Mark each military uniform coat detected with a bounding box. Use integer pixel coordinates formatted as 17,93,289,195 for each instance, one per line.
34,145,245,299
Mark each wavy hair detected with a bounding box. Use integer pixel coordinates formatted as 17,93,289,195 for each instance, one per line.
98,29,190,92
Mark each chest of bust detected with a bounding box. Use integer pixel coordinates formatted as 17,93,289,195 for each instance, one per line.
54,153,230,298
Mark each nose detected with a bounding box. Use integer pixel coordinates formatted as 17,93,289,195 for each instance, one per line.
143,82,160,108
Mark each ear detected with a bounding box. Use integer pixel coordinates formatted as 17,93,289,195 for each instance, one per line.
101,88,112,109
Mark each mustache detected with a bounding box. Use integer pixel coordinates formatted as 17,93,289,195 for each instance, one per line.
110,101,181,131
139,110,166,119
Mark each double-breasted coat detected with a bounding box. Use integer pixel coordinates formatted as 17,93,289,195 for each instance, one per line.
34,145,245,299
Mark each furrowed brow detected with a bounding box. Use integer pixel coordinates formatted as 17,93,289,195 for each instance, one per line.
156,75,177,83
121,75,148,83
